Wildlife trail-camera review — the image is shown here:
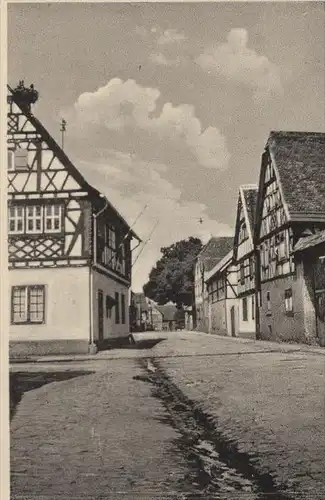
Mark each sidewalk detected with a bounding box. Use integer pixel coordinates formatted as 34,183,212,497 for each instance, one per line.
9,331,325,365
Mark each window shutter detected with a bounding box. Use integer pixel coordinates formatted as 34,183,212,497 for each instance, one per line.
14,149,28,170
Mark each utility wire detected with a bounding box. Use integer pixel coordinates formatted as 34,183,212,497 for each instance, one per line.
132,220,160,269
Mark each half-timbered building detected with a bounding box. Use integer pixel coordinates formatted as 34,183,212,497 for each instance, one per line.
194,236,233,332
254,131,325,345
206,250,238,337
7,82,141,356
233,185,258,338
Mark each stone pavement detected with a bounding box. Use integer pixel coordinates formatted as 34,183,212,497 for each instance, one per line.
10,331,325,499
149,332,325,498
10,358,189,500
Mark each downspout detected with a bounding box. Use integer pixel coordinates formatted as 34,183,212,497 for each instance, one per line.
89,196,109,352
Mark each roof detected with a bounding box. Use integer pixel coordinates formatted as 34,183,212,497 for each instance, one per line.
206,249,234,282
267,131,325,219
197,236,234,272
8,84,141,241
294,230,325,253
242,185,258,235
155,305,177,322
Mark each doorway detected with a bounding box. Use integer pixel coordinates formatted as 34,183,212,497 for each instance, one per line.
230,306,236,337
316,291,325,347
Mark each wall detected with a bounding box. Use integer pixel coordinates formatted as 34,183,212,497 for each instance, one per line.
92,269,130,342
9,266,90,355
259,262,317,344
237,293,256,338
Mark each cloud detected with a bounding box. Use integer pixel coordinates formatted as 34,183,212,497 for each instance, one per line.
157,28,187,45
77,151,232,291
196,28,283,101
69,78,230,170
149,52,181,66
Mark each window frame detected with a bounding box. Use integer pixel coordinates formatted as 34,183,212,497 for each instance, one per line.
8,203,63,236
11,285,45,325
284,288,294,316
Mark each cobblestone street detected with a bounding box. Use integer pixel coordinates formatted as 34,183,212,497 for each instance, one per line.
10,332,325,499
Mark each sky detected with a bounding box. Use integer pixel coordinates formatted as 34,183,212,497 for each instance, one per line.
8,2,325,291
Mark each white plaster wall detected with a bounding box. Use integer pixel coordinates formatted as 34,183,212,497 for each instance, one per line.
238,294,256,335
9,266,90,341
92,270,130,339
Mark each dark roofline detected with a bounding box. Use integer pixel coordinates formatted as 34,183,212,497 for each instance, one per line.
8,84,141,241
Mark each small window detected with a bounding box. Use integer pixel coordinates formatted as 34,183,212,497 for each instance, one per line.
14,149,29,170
266,291,271,312
8,205,24,234
115,292,120,324
121,294,126,324
285,289,293,315
26,205,43,234
44,204,62,233
11,285,45,324
242,297,248,322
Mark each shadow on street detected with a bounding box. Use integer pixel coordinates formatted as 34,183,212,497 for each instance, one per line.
10,370,94,421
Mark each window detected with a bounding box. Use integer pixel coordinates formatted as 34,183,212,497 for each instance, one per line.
242,297,248,321
8,204,62,235
26,205,43,233
44,205,61,232
115,292,120,324
108,227,116,249
285,289,293,315
8,151,14,171
14,149,29,170
121,294,126,324
249,257,254,279
11,285,45,324
266,291,271,313
252,294,255,320
106,295,112,318
9,206,24,234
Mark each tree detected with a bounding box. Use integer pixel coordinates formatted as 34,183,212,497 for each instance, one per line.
143,237,203,307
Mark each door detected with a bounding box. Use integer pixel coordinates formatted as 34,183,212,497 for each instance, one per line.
230,306,236,337
316,292,325,347
98,289,104,343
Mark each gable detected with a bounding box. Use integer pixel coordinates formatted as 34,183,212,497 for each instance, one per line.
7,94,93,197
257,153,289,240
234,188,255,260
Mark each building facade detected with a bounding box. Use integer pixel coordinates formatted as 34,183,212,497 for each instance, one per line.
194,237,233,332
254,131,325,345
233,185,258,338
8,82,140,356
206,250,238,337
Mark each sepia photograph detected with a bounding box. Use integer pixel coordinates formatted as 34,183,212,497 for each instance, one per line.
3,1,325,498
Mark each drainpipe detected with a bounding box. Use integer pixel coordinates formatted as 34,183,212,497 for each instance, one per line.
89,195,108,353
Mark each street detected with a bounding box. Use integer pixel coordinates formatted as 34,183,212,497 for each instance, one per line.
10,332,325,499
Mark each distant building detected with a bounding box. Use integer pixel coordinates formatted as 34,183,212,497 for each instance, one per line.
155,304,178,331
206,250,238,337
233,185,258,339
194,237,234,332
7,83,141,356
254,131,325,345
130,293,163,331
